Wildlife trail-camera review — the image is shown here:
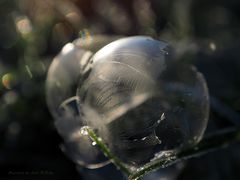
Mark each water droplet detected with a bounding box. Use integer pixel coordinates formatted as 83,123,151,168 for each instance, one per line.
92,141,97,146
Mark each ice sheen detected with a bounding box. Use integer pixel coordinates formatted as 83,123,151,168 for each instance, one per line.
77,36,209,167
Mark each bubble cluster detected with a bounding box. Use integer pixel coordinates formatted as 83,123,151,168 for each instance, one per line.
46,36,209,169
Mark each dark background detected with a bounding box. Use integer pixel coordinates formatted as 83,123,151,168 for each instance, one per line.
0,0,240,179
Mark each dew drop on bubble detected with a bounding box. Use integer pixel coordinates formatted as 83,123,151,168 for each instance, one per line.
76,36,209,168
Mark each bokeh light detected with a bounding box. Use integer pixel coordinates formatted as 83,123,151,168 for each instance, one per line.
2,73,15,90
1,0,240,179
15,16,32,35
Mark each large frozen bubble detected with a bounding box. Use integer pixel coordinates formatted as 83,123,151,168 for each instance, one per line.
77,36,209,167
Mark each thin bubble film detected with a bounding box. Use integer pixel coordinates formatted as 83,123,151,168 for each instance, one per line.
77,36,209,167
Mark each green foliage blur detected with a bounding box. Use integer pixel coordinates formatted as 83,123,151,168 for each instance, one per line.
0,0,240,179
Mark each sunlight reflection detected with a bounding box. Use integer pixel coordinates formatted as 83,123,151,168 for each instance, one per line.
61,43,74,55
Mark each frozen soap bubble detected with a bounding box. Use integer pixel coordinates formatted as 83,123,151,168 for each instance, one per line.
77,36,209,167
46,35,122,169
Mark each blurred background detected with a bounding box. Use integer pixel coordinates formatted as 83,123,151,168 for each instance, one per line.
0,0,240,179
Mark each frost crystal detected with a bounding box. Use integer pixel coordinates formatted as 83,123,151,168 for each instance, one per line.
77,36,209,167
